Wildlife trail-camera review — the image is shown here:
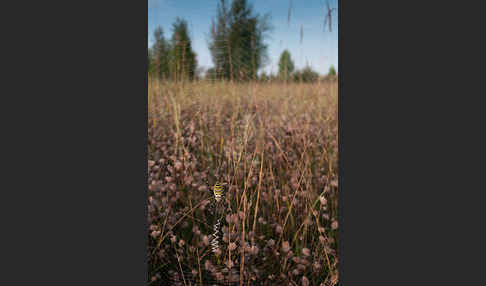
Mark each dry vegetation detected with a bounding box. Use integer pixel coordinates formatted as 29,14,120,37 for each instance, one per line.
148,79,338,285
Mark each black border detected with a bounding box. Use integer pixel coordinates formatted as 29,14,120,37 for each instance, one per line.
8,0,149,284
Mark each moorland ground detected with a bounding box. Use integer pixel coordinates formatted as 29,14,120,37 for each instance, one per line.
148,79,338,286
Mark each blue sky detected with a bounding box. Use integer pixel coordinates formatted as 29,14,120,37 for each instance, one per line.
148,0,338,75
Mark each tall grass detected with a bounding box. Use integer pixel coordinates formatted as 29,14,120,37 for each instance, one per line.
148,78,338,285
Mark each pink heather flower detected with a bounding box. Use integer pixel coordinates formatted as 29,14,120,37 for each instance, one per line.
184,176,193,185
302,276,310,286
204,260,211,271
228,242,237,251
238,211,245,220
174,161,182,171
198,185,207,192
331,220,339,230
319,196,327,206
302,247,310,257
202,235,209,246
150,230,161,238
282,241,290,253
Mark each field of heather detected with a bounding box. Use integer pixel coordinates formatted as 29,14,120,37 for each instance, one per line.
148,79,338,285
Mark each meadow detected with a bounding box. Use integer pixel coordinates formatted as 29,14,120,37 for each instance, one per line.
148,79,339,285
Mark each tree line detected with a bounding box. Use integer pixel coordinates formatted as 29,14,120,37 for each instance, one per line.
148,18,197,81
270,49,337,83
148,0,337,83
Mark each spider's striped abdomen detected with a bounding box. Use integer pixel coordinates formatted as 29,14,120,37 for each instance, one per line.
212,183,224,202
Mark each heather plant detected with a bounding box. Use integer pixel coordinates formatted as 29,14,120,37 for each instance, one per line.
148,79,338,285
